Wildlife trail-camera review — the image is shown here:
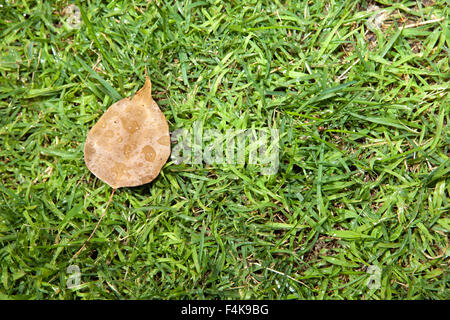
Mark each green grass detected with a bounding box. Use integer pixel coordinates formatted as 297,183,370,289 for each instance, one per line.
0,0,449,299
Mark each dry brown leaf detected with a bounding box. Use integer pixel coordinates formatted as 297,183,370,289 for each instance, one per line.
84,77,170,188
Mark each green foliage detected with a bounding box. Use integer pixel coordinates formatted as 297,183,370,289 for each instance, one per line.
0,0,448,299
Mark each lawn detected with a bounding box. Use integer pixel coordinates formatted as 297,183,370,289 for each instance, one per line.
0,0,448,299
